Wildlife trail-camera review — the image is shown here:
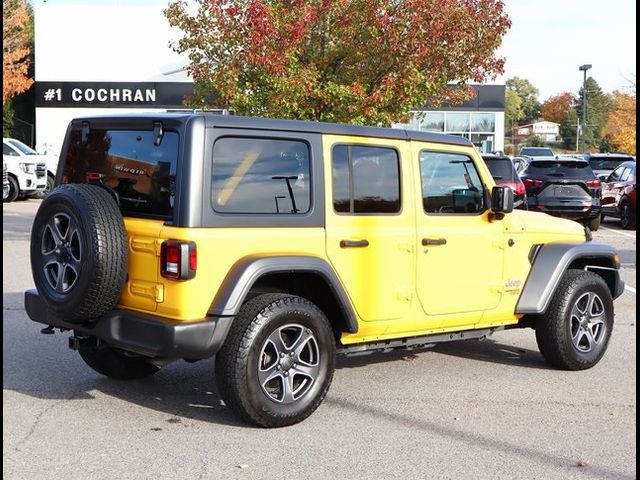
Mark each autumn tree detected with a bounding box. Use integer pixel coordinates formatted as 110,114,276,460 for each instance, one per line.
602,89,636,154
506,77,540,124
166,0,511,125
541,92,575,124
575,76,611,148
3,0,34,104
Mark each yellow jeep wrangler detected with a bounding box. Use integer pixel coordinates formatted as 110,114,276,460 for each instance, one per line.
25,113,624,427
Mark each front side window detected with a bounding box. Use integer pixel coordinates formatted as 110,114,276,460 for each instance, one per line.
620,167,632,182
607,165,624,182
212,137,311,214
332,145,400,214
420,151,486,214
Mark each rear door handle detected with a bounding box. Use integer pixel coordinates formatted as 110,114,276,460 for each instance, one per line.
422,238,447,246
340,240,370,248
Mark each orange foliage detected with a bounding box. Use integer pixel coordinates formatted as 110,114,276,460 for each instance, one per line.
603,90,636,154
541,92,575,124
3,0,34,104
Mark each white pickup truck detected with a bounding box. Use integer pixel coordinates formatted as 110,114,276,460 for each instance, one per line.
3,138,51,202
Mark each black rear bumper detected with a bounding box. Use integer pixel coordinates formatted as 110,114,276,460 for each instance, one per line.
24,289,232,359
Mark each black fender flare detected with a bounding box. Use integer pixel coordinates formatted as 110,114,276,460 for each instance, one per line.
516,242,623,314
208,255,358,333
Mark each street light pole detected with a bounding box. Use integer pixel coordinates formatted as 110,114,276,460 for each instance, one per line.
579,64,592,151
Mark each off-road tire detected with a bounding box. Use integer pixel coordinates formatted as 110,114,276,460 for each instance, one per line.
4,175,19,203
30,184,128,322
535,270,613,370
79,342,159,380
215,294,336,428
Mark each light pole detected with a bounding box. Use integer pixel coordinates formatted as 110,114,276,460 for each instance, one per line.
579,64,592,151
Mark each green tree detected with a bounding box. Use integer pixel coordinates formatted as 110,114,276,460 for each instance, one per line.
560,109,578,150
166,0,512,126
3,101,14,137
506,77,540,124
575,77,611,149
504,89,523,132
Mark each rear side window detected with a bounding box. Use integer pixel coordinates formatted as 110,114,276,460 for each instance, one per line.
589,157,632,171
331,145,401,214
420,151,486,214
484,158,517,182
212,137,310,214
526,160,594,179
62,129,179,219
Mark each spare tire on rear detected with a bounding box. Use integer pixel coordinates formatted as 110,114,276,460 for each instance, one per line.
30,184,128,322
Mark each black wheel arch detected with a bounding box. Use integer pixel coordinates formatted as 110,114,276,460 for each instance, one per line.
516,242,624,315
208,255,359,334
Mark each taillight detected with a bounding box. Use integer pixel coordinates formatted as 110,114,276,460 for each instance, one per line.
586,179,601,188
523,178,543,188
498,181,526,197
161,240,197,280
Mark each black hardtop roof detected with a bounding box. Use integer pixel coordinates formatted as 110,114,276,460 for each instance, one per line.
69,112,472,147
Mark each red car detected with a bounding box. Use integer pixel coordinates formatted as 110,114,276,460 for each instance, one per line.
601,160,636,229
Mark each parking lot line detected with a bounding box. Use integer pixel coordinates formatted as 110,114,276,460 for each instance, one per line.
600,226,636,239
625,285,636,294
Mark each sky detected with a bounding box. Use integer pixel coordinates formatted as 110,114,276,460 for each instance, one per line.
34,0,636,101
497,0,636,101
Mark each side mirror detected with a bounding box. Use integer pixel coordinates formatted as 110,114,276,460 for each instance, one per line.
491,186,514,217
598,174,608,182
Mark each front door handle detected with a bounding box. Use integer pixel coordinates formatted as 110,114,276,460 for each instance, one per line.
422,238,447,246
340,239,370,248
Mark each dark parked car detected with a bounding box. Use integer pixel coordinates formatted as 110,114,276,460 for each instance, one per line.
521,157,602,230
519,147,555,158
601,161,636,229
481,154,527,209
584,153,635,179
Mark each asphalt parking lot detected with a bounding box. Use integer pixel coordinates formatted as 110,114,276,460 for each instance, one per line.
3,199,636,480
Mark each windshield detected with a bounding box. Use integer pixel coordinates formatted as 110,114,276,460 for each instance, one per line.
520,147,554,157
6,139,38,155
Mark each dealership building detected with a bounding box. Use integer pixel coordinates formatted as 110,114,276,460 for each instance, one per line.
33,1,504,157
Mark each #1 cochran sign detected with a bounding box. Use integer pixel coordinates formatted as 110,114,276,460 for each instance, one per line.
36,82,194,108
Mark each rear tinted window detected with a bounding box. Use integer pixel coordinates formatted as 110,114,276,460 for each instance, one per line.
589,157,633,170
520,147,554,157
62,129,179,219
526,160,594,179
483,158,517,182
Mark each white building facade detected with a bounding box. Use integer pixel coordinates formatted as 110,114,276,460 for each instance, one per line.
394,85,506,153
33,0,193,157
